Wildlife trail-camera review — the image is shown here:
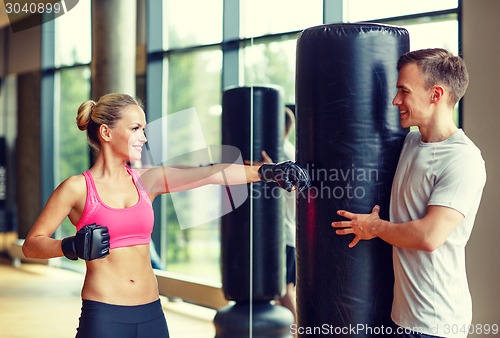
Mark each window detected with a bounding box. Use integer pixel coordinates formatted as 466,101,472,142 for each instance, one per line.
163,0,223,49
403,19,459,54
55,67,91,239
54,0,91,67
240,0,322,37
344,0,458,22
162,48,223,281
243,37,297,104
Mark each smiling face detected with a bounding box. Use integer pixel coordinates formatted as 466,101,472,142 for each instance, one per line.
392,63,434,129
107,104,147,162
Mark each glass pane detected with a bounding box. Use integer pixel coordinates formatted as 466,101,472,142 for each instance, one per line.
164,0,223,49
163,48,222,282
56,66,91,242
243,37,297,104
345,0,458,22
54,1,91,66
403,19,459,54
241,0,322,37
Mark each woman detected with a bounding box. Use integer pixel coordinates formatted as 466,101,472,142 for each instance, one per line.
22,93,309,338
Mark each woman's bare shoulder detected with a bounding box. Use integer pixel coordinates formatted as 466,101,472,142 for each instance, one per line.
57,173,87,196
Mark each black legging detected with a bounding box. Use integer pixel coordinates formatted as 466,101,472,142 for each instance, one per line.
75,299,170,338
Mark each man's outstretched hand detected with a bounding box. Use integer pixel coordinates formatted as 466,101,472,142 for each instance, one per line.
331,205,381,248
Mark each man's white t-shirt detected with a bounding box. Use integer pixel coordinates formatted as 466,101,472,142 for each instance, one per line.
390,129,486,337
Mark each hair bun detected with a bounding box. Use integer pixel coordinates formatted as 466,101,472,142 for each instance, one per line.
76,100,96,131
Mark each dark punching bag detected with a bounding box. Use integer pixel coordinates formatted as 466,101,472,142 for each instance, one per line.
214,86,294,338
295,24,409,337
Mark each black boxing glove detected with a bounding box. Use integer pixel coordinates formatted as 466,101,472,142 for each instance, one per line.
61,224,110,261
258,161,311,193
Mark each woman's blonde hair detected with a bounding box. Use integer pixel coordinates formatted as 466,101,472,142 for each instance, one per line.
76,93,142,151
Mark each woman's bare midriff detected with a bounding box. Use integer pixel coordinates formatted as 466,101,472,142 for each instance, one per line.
81,244,159,305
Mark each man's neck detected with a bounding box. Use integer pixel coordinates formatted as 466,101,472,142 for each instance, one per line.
419,108,458,142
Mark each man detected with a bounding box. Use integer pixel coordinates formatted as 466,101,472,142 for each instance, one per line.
331,48,486,338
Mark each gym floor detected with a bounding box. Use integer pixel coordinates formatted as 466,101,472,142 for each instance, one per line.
0,257,216,338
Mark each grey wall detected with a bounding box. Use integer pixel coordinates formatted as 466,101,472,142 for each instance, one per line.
462,0,500,334
0,0,498,330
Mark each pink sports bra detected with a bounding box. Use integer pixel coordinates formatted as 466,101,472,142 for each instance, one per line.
75,167,154,249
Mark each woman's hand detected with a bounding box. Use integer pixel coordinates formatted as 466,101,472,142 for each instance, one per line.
258,160,310,193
